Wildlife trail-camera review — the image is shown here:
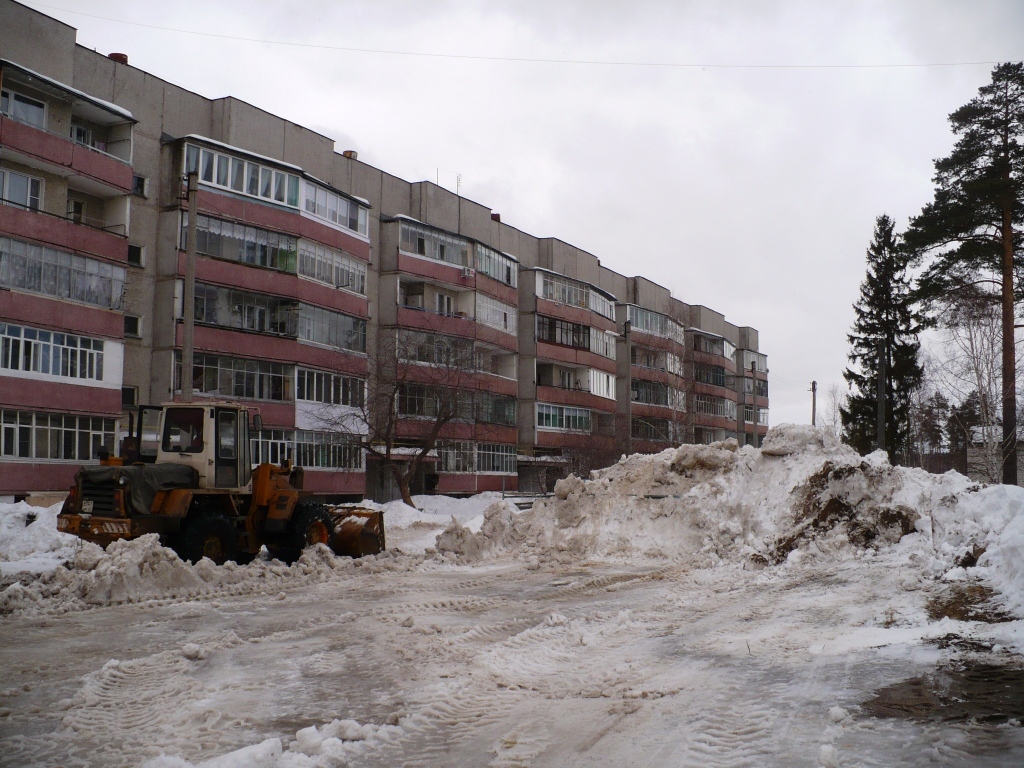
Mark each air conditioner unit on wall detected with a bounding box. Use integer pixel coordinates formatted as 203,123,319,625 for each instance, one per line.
461,267,475,279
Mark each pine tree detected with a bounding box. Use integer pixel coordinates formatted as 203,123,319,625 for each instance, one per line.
842,215,923,462
904,62,1024,484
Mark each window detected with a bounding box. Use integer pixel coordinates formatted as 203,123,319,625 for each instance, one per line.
440,440,475,473
476,294,517,335
68,199,85,224
695,364,727,388
302,180,368,236
539,273,614,320
475,244,517,287
70,124,93,147
184,142,301,209
537,315,589,350
294,430,363,469
132,175,147,197
0,237,126,310
399,222,468,266
589,329,616,360
435,292,455,316
297,242,366,294
175,352,293,402
537,403,591,432
397,384,473,420
1,410,116,461
397,330,475,368
475,392,516,426
297,368,365,408
693,334,736,361
476,443,516,473
626,305,686,345
251,428,292,465
0,169,43,211
757,408,769,426
631,417,673,441
741,350,768,373
632,380,669,405
591,370,615,400
162,407,205,453
127,245,143,267
181,213,297,273
217,411,237,459
693,395,737,420
1,323,107,383
123,315,140,337
1,89,46,129
121,386,137,408
296,304,367,353
193,283,296,336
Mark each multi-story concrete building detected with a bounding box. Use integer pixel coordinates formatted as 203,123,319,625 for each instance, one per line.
0,0,768,502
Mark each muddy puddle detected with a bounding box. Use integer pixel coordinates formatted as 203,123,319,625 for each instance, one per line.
862,661,1024,724
926,582,1015,623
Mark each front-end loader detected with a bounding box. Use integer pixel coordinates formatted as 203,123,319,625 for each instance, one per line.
57,402,384,564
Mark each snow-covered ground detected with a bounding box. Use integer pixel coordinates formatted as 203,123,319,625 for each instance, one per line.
1,425,1023,767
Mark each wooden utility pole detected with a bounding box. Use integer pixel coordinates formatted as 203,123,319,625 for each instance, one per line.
181,171,198,403
810,381,817,426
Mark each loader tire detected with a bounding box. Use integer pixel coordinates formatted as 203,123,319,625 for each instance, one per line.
276,503,334,564
176,514,239,565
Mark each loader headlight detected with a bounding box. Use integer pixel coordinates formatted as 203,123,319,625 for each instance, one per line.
117,475,128,486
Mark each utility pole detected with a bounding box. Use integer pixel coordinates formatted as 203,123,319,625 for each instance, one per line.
876,342,886,453
181,171,198,403
810,381,817,426
749,360,756,446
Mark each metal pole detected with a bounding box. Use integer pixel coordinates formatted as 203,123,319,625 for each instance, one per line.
182,171,198,403
811,380,817,426
876,342,886,453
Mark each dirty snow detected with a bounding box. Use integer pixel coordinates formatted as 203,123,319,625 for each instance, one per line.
2,424,1024,767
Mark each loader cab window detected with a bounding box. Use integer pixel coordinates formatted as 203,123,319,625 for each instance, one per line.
215,408,240,487
162,408,205,453
138,407,162,461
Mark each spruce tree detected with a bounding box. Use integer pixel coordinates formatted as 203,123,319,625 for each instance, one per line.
904,62,1024,484
842,215,923,462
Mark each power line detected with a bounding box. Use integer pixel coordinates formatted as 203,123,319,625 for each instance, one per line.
26,2,1010,71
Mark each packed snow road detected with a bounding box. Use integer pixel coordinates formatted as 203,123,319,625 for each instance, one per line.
3,549,1023,767
2,425,1024,766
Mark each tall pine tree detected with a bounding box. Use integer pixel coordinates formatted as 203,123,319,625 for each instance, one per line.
842,215,923,463
903,62,1024,484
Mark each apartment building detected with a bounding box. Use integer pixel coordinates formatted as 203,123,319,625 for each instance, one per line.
0,0,768,501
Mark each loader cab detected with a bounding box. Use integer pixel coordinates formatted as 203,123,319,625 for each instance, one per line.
148,403,254,491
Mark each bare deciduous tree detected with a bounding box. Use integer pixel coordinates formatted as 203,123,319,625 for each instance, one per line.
314,323,478,507
821,383,846,440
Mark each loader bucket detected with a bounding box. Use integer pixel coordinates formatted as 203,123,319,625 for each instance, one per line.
328,507,385,558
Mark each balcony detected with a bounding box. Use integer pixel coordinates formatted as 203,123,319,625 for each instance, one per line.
0,115,132,195
0,200,128,261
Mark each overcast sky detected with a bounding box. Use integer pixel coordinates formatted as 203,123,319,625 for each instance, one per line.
24,0,1024,425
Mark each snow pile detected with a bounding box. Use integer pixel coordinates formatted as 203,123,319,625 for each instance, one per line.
435,425,1024,613
0,537,412,615
141,716,406,768
0,501,79,575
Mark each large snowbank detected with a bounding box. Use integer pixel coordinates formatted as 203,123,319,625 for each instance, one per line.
5,425,1024,618
436,425,1024,614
